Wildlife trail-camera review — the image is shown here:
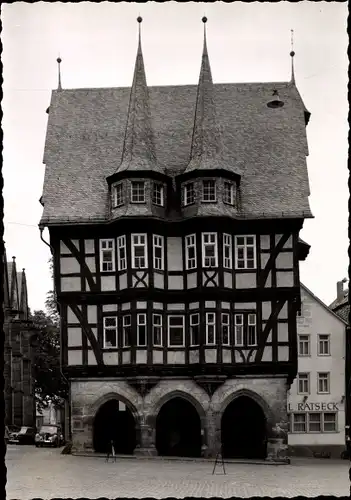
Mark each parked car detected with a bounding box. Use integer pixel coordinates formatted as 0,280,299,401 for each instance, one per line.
7,425,21,444
35,425,65,448
11,426,36,445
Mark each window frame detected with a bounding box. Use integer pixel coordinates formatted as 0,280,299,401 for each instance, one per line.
185,234,197,270
317,372,330,394
292,413,307,433
167,315,185,347
153,235,164,271
202,179,217,202
297,372,310,395
137,313,147,347
100,239,115,273
318,334,331,356
117,235,127,271
112,182,124,208
221,313,230,346
205,312,216,345
183,182,195,206
103,316,118,348
130,180,146,204
223,233,233,269
291,412,337,433
247,313,257,346
122,315,131,347
235,235,257,269
298,334,310,357
152,313,163,347
223,181,235,205
323,412,337,432
234,313,244,346
190,313,200,347
131,233,148,269
202,232,218,268
152,182,164,207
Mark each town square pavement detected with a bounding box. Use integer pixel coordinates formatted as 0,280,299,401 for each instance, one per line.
6,445,350,499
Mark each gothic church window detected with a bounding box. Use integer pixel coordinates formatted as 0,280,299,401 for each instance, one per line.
100,239,115,272
223,181,235,205
103,317,118,348
117,236,127,271
235,235,256,269
112,182,124,207
131,234,147,269
168,315,185,347
202,233,218,267
185,234,197,270
202,179,216,202
131,181,146,203
152,183,164,206
153,235,164,270
183,182,195,206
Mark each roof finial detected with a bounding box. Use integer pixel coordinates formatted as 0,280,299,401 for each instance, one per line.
57,55,62,90
290,29,295,83
202,16,208,53
137,15,142,51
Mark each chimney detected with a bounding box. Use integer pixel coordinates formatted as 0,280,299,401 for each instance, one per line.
337,278,347,300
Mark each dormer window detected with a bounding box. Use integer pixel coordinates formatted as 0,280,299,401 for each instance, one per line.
223,181,235,205
131,181,145,203
152,182,164,207
183,182,195,206
202,180,216,202
112,182,124,208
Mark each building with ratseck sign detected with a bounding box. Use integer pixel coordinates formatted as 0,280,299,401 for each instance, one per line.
39,18,313,461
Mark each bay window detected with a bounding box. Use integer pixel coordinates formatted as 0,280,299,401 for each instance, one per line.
202,233,218,268
131,234,147,269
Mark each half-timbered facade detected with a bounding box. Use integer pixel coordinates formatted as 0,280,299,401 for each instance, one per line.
39,18,312,461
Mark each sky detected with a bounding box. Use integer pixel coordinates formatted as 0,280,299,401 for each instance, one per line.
2,1,348,313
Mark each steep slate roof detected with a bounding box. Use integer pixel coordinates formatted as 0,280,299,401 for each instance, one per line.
40,78,313,225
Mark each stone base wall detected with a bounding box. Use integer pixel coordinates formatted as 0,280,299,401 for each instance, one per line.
70,376,290,462
288,444,346,459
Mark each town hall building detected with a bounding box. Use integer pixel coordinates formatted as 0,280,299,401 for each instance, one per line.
39,18,313,461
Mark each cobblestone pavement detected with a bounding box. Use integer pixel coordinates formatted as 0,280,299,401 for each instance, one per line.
6,445,350,499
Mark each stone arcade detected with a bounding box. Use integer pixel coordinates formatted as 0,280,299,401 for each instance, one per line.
39,18,312,461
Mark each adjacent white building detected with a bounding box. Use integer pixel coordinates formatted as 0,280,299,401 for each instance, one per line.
288,284,347,458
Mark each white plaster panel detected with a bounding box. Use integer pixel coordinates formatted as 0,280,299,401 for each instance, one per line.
68,328,82,347
276,252,293,269
278,302,288,319
266,331,272,343
262,302,271,320
205,301,216,308
119,273,128,290
91,328,97,339
167,237,183,271
260,235,270,249
60,257,80,274
283,235,293,249
85,257,96,273
275,234,283,245
87,350,97,365
153,302,163,310
278,346,289,362
136,350,147,364
167,303,185,311
236,302,256,310
103,352,119,365
154,272,164,289
68,350,82,366
84,239,95,254
277,271,294,288
71,239,79,250
260,253,269,268
153,350,163,364
205,349,217,363
224,272,233,288
278,322,289,342
103,304,118,312
203,273,218,287
236,273,256,289
189,350,199,363
169,275,184,289
265,272,272,287
222,349,232,363
122,351,131,364
121,303,130,311
86,278,96,292
101,276,116,291
136,301,147,309
167,351,185,364
234,351,243,363
261,346,272,362
87,306,97,324
221,302,231,310
187,273,197,289
67,306,81,323
189,302,199,310
60,241,71,255
61,277,81,292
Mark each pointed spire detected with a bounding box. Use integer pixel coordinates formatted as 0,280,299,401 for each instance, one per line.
19,268,29,319
3,246,10,309
290,29,295,84
10,256,20,310
57,56,62,91
116,17,164,175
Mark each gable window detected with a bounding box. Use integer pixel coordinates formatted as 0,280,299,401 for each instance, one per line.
112,182,124,208
235,235,256,269
234,313,257,346
183,182,195,206
190,313,200,346
100,239,115,272
202,180,216,202
117,235,127,271
223,182,235,205
317,372,330,394
222,313,230,346
131,234,147,269
318,334,330,356
202,233,218,268
103,317,118,348
297,372,310,394
153,235,164,271
223,234,232,269
206,312,216,345
185,234,197,270
131,181,146,203
168,315,185,347
298,334,310,356
137,313,147,347
152,183,164,207
122,315,131,347
152,314,162,346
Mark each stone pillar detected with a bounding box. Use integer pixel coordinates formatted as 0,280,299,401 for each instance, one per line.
205,410,220,458
134,414,157,456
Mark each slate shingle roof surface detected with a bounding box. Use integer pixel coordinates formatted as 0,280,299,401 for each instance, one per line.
40,80,313,225
330,290,350,324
